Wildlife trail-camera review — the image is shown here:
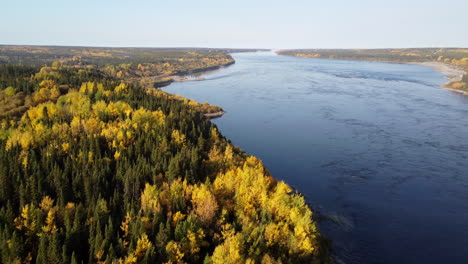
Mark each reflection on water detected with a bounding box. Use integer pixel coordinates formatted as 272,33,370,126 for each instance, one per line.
164,52,468,264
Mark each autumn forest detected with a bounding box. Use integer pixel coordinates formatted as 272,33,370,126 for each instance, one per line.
0,46,330,264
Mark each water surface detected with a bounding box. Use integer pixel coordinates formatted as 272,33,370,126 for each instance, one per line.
164,52,468,264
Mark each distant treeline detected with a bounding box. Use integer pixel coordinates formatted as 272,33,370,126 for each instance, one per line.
277,48,468,63
0,46,266,66
0,46,267,88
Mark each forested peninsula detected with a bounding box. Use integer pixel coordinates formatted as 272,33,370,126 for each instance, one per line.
0,46,330,263
277,48,468,93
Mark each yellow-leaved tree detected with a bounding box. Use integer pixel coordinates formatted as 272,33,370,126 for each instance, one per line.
210,233,243,264
141,183,161,215
191,184,218,225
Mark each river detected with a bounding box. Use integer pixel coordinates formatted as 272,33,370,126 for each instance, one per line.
163,52,468,264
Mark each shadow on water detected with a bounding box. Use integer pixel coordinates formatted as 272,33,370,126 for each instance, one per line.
164,52,468,264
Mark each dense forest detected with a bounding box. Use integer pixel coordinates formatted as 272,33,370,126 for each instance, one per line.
0,47,330,263
278,48,468,92
0,46,243,88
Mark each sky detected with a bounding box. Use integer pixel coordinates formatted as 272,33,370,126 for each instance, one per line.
1,0,467,49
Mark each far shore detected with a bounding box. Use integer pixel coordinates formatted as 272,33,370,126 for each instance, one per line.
409,62,467,95
277,52,467,94
409,61,465,83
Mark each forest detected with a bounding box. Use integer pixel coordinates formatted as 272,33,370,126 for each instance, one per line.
0,46,242,88
277,48,468,92
0,47,330,263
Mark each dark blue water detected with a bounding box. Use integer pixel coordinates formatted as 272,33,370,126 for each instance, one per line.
164,52,468,264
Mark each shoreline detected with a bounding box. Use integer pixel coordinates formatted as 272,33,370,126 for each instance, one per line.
153,60,235,88
443,86,468,95
409,62,467,95
157,62,237,119
277,52,467,94
156,54,334,260
203,110,225,119
408,61,465,83
171,75,206,82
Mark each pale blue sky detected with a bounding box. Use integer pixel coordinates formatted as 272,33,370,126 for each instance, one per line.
1,0,467,49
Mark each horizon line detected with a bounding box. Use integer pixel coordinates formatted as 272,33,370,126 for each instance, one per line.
1,43,467,50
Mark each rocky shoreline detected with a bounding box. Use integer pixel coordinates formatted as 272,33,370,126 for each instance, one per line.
171,75,205,82
203,111,225,119
409,62,468,95
277,51,468,95
153,60,235,88
409,61,465,83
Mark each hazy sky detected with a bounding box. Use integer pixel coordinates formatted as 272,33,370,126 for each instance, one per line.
1,0,467,49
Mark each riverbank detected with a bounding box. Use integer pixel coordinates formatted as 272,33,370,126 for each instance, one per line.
408,62,468,94
0,53,332,263
409,61,465,82
153,60,235,88
153,63,236,119
276,50,468,94
156,54,333,263
162,51,468,264
276,48,468,94
171,75,205,82
203,110,225,119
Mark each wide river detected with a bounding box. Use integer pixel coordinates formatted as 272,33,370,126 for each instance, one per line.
164,52,468,264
